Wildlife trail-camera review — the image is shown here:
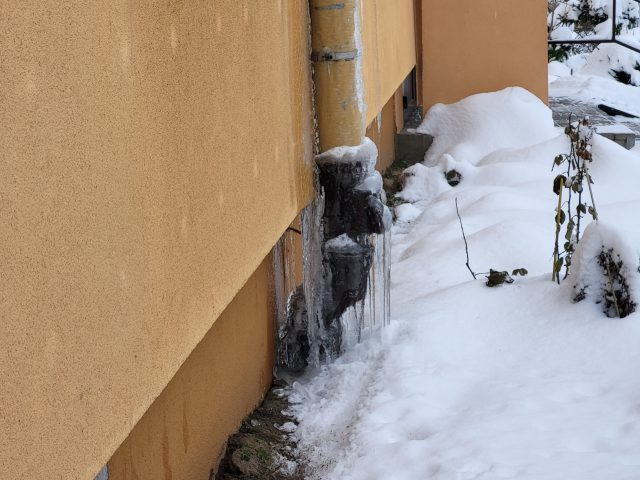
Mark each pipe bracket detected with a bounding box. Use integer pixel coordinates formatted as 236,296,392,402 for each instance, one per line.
311,49,359,62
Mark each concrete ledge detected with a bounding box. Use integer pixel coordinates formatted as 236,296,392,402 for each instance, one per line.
395,130,433,165
596,125,636,150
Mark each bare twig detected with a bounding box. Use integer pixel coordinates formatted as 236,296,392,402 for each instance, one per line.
455,198,477,280
603,254,621,318
552,176,565,283
584,162,599,221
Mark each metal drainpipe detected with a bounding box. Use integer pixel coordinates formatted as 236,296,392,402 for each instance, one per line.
310,0,365,152
299,0,390,365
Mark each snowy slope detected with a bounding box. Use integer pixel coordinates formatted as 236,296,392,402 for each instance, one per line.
292,88,640,480
549,42,640,116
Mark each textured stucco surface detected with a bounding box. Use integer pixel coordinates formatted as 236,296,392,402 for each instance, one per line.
361,0,417,126
0,1,314,478
366,89,398,172
422,0,548,108
108,257,275,480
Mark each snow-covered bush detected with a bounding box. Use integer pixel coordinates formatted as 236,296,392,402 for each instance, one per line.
579,41,640,85
548,0,639,39
572,222,637,317
616,0,640,32
548,0,609,37
609,59,640,85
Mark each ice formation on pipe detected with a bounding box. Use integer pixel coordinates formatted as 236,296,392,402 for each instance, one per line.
276,139,391,371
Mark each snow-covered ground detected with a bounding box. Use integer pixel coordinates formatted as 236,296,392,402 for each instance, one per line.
548,43,640,117
292,87,640,479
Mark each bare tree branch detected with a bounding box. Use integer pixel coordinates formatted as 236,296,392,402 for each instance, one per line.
455,198,477,280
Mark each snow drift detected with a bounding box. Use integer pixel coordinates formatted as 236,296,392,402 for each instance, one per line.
292,87,640,480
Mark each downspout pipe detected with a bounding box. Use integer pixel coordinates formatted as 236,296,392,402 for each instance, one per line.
301,0,388,363
276,0,392,370
310,0,365,152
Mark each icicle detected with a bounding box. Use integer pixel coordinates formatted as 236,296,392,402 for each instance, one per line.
276,139,392,371
301,194,325,368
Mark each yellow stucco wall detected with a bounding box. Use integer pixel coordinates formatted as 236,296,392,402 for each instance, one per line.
421,0,548,108
108,256,275,480
0,1,314,479
366,87,400,172
361,0,417,126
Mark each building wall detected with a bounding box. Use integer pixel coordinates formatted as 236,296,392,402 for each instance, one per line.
366,87,402,172
0,1,314,478
0,1,547,478
108,256,275,480
361,0,417,126
421,0,548,109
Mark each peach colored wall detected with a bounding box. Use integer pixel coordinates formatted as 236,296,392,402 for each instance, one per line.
421,0,548,109
366,88,399,172
361,0,417,126
0,1,313,479
108,257,275,480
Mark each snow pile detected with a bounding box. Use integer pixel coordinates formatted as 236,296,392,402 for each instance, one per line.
572,221,639,316
581,43,640,86
315,137,378,168
550,66,640,116
393,202,421,224
549,59,572,79
582,43,637,76
397,88,557,205
292,88,640,479
417,87,558,167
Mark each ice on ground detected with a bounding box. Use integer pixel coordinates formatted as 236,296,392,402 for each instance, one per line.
293,87,640,480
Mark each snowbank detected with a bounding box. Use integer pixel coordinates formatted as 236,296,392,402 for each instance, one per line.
293,87,640,479
572,221,639,316
581,43,640,85
417,87,557,167
549,42,640,115
551,73,640,117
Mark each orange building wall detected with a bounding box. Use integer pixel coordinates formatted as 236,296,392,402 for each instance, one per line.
366,87,401,172
421,0,548,108
108,256,275,480
0,1,314,478
362,0,417,126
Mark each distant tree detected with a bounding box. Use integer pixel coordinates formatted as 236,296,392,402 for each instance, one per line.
609,60,640,85
548,0,639,39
